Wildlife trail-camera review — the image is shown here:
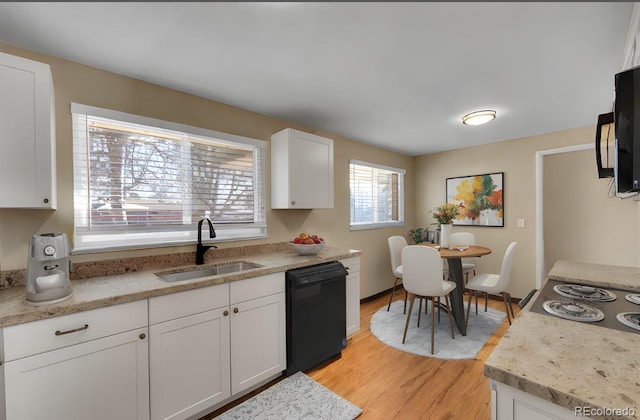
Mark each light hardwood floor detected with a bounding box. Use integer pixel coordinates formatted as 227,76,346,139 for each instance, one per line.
204,288,520,419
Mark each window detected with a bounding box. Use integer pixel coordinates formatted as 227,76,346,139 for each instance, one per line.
349,160,405,230
71,103,266,253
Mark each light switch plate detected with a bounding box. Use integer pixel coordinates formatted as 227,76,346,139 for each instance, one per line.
517,219,525,228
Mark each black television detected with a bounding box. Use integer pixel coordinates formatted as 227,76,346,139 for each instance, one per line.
614,65,640,194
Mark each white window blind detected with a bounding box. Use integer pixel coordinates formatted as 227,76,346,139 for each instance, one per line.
349,159,405,230
72,103,266,253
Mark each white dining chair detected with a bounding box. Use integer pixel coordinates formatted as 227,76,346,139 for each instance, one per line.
387,236,408,313
401,245,456,354
465,241,518,328
443,231,477,283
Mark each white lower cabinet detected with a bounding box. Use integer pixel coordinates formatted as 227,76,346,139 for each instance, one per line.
230,274,286,395
0,271,289,420
150,273,286,420
491,380,588,420
2,300,149,420
340,257,361,337
149,283,231,420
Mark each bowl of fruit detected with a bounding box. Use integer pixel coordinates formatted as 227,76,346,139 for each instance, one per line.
289,233,326,255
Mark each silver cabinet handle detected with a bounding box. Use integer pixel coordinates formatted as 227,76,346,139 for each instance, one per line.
55,324,89,336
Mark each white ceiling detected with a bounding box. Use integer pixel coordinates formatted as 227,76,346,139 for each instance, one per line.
0,2,633,156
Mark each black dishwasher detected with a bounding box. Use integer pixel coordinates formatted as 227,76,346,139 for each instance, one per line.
285,261,348,376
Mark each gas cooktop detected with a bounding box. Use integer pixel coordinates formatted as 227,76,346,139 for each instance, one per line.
529,279,640,334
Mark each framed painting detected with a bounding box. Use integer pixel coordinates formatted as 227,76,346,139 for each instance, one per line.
446,172,504,227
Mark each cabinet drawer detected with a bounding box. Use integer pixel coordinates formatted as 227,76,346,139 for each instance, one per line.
4,327,149,420
230,272,285,304
149,283,229,325
3,299,148,361
340,257,360,273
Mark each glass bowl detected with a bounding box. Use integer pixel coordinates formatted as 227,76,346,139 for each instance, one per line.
289,242,326,256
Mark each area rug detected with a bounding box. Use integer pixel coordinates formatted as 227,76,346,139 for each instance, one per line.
370,299,505,360
214,371,362,420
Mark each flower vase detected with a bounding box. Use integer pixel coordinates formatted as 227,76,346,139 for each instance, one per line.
440,224,452,248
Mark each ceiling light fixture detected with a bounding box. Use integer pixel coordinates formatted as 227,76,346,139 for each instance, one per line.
462,110,496,126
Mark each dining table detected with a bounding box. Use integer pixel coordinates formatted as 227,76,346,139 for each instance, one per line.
422,243,492,336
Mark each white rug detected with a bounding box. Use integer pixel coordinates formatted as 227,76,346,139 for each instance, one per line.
370,299,505,360
214,372,362,420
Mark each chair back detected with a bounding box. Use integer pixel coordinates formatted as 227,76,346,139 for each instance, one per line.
495,241,518,291
401,246,446,296
387,236,408,278
450,232,476,265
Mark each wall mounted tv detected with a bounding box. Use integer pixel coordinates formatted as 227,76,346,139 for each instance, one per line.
614,65,640,195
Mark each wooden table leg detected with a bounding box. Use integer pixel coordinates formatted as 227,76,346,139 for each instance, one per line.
446,258,467,336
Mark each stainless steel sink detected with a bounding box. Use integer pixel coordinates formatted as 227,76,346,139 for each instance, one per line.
156,261,262,283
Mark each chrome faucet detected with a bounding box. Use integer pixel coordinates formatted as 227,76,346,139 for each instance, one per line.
196,217,217,265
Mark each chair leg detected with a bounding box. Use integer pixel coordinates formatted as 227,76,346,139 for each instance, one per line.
445,294,455,340
475,290,479,315
404,289,408,314
502,293,512,325
402,294,416,344
417,298,423,328
506,292,516,319
437,296,441,323
431,294,436,354
465,291,472,331
484,292,488,312
387,277,400,311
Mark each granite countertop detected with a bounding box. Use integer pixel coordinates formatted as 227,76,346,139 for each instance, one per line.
0,245,361,328
484,260,640,419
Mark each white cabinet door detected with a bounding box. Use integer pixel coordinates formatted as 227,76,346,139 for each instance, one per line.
0,51,55,209
341,257,361,338
150,307,231,420
271,128,334,209
4,327,149,420
230,292,286,395
491,380,587,420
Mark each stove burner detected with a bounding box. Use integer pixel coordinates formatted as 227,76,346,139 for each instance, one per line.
553,284,616,302
616,312,640,331
542,300,605,322
624,294,640,305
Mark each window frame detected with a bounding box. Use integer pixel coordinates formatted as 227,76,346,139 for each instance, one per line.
71,103,267,254
349,159,405,231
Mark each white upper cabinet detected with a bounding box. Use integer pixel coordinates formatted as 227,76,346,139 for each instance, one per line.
0,51,56,209
271,128,334,209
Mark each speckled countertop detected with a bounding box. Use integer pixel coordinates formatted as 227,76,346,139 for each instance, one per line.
0,244,361,328
484,260,640,419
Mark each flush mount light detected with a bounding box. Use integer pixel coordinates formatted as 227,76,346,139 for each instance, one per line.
462,110,496,126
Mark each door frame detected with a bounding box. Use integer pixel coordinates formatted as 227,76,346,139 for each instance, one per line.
535,143,593,288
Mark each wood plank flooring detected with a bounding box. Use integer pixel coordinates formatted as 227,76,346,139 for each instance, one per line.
203,288,520,420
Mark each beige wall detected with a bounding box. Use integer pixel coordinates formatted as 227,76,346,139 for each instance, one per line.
0,42,415,299
4,41,637,301
415,126,640,299
544,149,638,272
